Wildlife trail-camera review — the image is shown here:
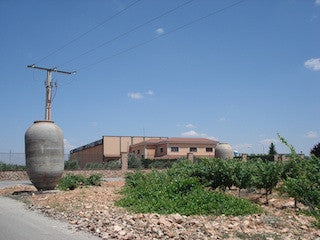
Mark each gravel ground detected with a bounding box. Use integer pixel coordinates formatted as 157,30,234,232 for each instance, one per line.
1,181,320,240
0,170,136,181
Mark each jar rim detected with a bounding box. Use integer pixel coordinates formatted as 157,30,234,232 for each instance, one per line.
34,120,54,123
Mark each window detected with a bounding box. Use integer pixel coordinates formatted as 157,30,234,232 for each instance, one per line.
206,147,213,152
171,147,179,152
160,147,164,153
190,147,197,152
137,149,140,154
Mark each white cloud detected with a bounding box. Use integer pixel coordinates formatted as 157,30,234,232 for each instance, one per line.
315,0,320,6
304,58,320,71
181,130,198,136
64,139,75,152
128,90,154,99
219,117,228,122
155,28,164,35
185,123,196,129
128,92,143,99
145,90,154,95
181,130,218,140
259,138,279,145
305,131,318,139
233,144,252,150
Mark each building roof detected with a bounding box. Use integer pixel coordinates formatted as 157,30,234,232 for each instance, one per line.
162,138,217,144
130,137,218,148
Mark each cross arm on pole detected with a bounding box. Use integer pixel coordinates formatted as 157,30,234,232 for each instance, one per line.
27,64,76,75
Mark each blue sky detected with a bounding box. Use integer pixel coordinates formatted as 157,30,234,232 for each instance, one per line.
0,0,319,155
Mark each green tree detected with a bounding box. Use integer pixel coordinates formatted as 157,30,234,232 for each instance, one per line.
311,143,320,158
268,142,277,155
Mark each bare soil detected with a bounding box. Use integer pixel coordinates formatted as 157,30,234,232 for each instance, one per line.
0,170,133,181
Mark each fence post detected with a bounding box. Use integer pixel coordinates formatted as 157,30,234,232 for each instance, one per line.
187,153,194,163
242,154,247,161
121,153,128,171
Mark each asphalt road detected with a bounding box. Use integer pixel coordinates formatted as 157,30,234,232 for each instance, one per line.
0,196,100,240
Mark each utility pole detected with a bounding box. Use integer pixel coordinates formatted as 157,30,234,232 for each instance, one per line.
27,64,76,120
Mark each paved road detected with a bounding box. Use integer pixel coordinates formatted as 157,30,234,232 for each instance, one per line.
0,196,100,240
0,180,32,189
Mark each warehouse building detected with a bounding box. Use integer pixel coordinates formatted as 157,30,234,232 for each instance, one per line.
70,135,167,168
70,135,217,168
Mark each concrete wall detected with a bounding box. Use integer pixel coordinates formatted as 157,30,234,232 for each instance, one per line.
155,143,167,157
130,142,215,159
103,136,167,159
70,143,103,168
166,143,215,157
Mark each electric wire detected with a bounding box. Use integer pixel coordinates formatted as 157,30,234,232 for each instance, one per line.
77,0,245,72
59,0,196,68
51,81,58,103
32,0,143,64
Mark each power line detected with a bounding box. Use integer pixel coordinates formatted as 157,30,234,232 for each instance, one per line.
59,0,195,67
32,0,143,64
77,0,246,72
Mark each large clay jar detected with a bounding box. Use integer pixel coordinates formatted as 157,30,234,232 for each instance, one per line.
25,120,64,190
215,143,234,159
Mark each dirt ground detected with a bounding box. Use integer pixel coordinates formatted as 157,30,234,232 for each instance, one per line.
0,170,131,181
1,180,320,240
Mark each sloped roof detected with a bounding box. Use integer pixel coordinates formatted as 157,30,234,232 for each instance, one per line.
130,137,218,147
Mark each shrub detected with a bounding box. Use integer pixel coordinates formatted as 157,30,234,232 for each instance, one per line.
0,162,26,171
64,160,79,170
84,161,121,170
190,158,235,191
252,160,282,204
58,173,102,190
128,154,142,169
84,162,104,170
280,176,320,210
85,173,102,186
247,154,275,162
278,134,320,210
141,158,179,169
232,160,253,197
105,160,121,170
58,174,87,190
116,170,260,216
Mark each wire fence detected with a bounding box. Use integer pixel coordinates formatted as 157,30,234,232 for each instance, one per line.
0,153,70,166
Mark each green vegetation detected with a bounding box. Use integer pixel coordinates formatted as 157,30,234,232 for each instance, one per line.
275,134,320,227
128,154,181,169
64,160,80,170
251,160,282,204
311,142,320,158
128,154,142,169
57,173,102,190
116,170,260,216
0,162,26,171
141,158,179,169
268,142,277,155
84,160,121,170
